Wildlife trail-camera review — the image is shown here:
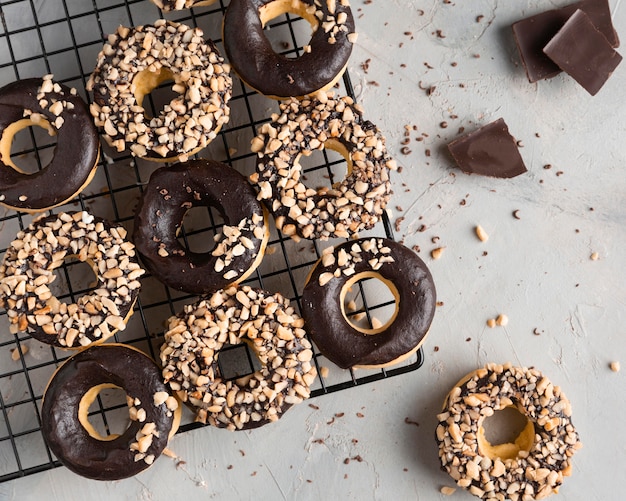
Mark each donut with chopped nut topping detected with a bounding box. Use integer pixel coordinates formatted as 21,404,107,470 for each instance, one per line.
436,363,582,500
151,0,218,10
0,211,145,348
42,343,181,480
223,0,356,99
160,285,317,430
86,20,232,162
133,159,269,295
250,92,395,240
0,75,100,213
301,238,435,368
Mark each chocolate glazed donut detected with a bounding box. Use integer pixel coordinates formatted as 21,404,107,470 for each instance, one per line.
301,238,436,368
133,159,269,295
223,0,357,99
0,76,100,212
41,344,180,480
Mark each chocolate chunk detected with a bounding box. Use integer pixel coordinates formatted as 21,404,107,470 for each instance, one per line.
447,118,527,179
543,10,622,96
512,0,619,83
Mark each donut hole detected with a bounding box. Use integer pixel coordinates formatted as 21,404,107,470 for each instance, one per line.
340,272,399,334
176,206,223,254
478,406,535,460
48,256,98,304
216,342,262,381
133,67,184,119
78,384,132,441
259,0,317,58
298,140,351,192
0,118,57,174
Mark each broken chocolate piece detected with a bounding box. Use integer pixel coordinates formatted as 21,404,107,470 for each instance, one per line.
544,10,622,96
448,118,527,179
512,0,619,83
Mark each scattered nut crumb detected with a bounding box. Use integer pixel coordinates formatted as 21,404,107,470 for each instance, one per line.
162,448,179,459
610,361,620,372
486,318,496,328
431,247,445,260
475,225,489,242
496,314,509,326
590,252,599,261
441,486,457,495
319,365,329,378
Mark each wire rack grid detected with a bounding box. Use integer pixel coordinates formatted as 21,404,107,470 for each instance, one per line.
0,0,423,482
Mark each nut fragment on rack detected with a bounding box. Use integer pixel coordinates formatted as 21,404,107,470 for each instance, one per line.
150,0,218,11
10,344,28,361
609,361,620,372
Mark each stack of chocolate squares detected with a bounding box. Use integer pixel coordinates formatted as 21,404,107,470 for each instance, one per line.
513,0,622,95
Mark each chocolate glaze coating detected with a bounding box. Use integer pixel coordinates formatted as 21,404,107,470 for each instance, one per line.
0,78,100,212
41,344,177,480
301,238,436,368
133,159,267,295
223,0,355,98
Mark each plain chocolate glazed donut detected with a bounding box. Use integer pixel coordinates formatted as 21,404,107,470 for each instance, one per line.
41,344,180,480
301,238,436,368
0,76,100,213
133,159,269,295
223,0,356,99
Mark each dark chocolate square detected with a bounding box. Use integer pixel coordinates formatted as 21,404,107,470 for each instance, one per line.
448,118,527,179
512,0,619,83
543,9,623,96
217,343,258,381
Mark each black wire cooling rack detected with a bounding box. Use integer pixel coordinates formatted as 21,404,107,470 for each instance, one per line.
0,0,424,482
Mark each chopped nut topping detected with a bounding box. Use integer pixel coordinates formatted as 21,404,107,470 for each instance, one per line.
0,212,144,348
317,238,395,286
87,20,232,159
250,92,393,240
436,364,581,499
160,286,316,431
